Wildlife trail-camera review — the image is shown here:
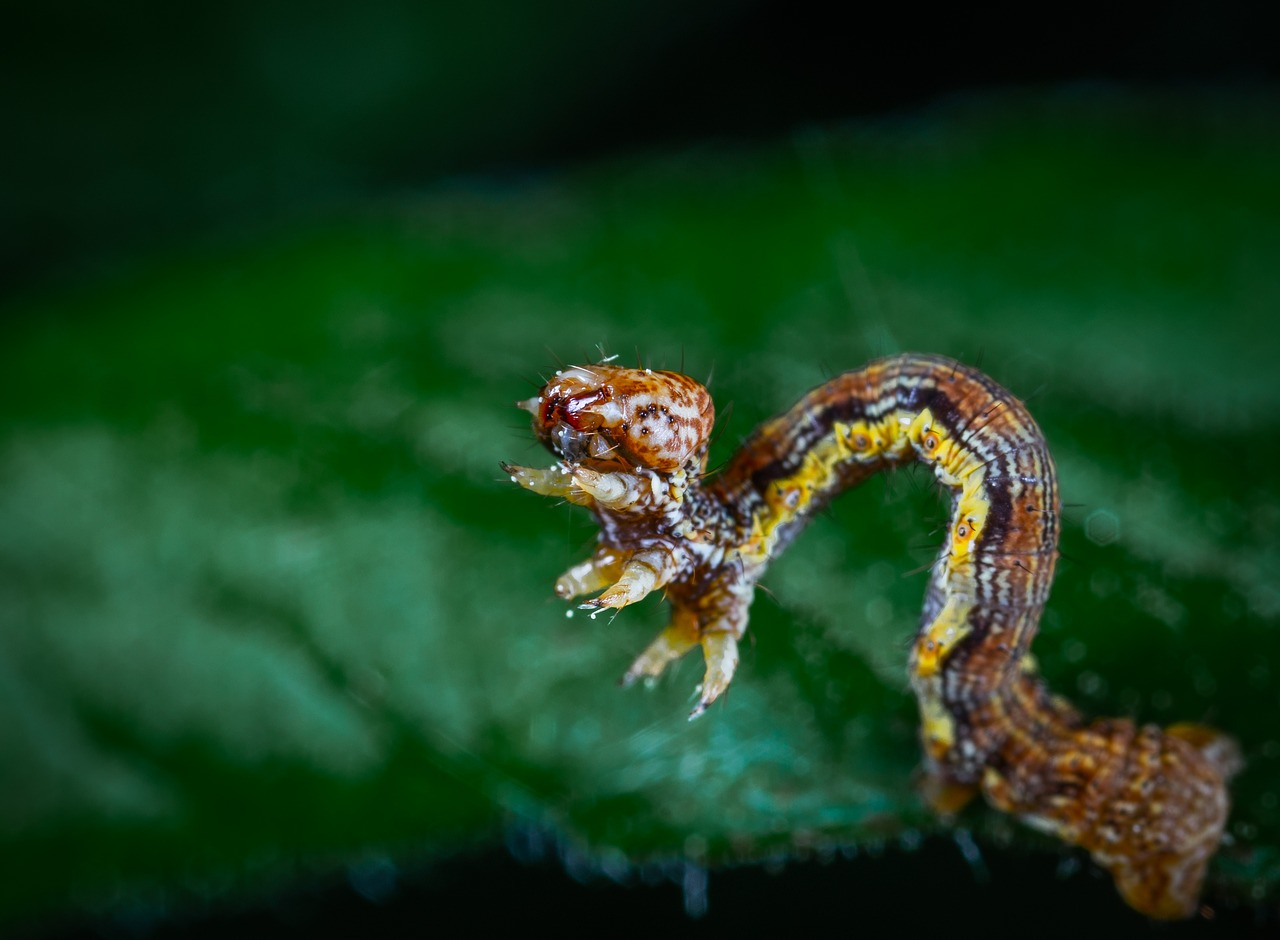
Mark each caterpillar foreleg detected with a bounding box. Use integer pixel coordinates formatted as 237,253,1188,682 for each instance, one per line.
580,545,679,611
554,547,628,600
692,630,741,719
622,606,701,687
621,604,744,720
502,461,580,499
566,465,649,511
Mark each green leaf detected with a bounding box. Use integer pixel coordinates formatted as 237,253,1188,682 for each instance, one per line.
3,88,1279,925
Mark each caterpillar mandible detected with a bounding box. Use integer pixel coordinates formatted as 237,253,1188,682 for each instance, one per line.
504,353,1241,919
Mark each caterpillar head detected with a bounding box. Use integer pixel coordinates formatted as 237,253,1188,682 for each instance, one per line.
519,365,714,472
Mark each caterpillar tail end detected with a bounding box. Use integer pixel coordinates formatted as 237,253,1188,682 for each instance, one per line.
1098,725,1242,921
1166,722,1245,781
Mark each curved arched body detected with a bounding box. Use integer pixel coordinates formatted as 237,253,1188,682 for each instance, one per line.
505,354,1240,919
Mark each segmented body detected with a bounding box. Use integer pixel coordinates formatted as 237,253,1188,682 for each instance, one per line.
505,354,1240,919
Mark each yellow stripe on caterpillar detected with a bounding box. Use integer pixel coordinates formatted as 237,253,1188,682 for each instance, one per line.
915,596,975,678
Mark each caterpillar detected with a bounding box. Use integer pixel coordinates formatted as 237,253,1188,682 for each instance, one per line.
504,353,1241,919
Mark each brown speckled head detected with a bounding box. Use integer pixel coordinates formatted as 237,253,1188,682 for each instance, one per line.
520,365,714,472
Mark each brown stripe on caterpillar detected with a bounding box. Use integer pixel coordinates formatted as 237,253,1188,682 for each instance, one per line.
506,352,1241,920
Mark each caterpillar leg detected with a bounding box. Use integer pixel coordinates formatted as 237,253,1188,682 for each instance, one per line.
692,631,740,720
503,461,579,498
565,465,649,511
621,602,745,720
581,545,679,611
918,770,979,817
503,462,646,511
623,606,701,687
554,547,628,600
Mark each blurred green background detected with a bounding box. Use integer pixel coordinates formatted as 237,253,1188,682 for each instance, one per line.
3,1,1280,936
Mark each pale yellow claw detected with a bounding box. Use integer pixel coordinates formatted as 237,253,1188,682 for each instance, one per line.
622,609,701,687
502,461,576,497
689,632,739,719
620,611,741,720
582,546,677,610
555,556,618,601
504,461,612,508
567,466,631,506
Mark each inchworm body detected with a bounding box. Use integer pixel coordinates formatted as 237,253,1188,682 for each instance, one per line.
505,353,1240,919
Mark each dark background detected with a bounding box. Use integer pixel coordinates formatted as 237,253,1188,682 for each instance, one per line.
8,2,1278,937
4,0,1276,302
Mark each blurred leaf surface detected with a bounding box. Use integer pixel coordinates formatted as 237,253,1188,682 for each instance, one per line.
3,89,1280,925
